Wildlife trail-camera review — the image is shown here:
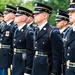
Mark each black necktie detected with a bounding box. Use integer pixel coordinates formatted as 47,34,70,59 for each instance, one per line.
16,29,19,35
36,27,39,35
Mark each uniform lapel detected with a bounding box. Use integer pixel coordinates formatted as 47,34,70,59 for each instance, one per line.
8,21,14,26
36,23,49,40
67,30,75,45
2,25,9,32
15,24,27,38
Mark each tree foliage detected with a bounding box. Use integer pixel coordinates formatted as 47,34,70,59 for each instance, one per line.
0,0,70,26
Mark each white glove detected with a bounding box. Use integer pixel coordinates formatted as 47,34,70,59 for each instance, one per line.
10,64,13,70
24,73,31,75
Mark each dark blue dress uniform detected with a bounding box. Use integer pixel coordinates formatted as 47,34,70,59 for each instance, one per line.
12,25,27,75
32,2,63,75
32,23,63,75
64,0,75,75
0,22,14,75
0,5,16,75
12,6,34,75
25,23,35,74
55,9,69,75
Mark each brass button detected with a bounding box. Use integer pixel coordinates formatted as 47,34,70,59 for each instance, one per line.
67,66,69,69
14,39,16,41
67,53,69,56
35,47,37,49
43,42,45,44
13,44,15,46
35,41,37,43
68,47,70,49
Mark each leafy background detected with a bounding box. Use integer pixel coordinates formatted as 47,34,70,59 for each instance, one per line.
0,0,70,26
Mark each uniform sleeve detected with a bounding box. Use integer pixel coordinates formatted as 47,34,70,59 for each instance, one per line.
25,29,35,74
51,29,63,75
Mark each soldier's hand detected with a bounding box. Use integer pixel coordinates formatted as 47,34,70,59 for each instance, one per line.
10,64,13,70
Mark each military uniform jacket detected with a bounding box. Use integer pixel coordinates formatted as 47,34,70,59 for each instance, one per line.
25,23,35,74
0,22,13,68
65,28,75,75
12,25,27,75
32,23,63,75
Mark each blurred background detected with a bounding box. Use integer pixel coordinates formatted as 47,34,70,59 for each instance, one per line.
0,0,70,26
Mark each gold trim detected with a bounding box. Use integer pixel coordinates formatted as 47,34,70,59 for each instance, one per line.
67,60,70,67
0,43,2,48
8,68,11,75
17,10,32,15
6,8,16,12
70,3,75,4
35,6,50,11
56,15,69,20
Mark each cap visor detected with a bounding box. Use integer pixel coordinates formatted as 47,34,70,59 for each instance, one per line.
55,19,62,21
15,13,21,16
67,8,75,11
33,11,41,14
3,11,9,14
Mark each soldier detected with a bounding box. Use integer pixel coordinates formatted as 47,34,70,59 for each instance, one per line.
64,0,75,75
24,11,35,75
55,9,70,37
0,5,16,75
12,6,33,75
55,9,70,75
32,2,63,75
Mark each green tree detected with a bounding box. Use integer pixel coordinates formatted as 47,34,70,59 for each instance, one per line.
0,0,70,26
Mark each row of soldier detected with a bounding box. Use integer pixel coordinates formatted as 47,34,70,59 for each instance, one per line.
0,0,75,75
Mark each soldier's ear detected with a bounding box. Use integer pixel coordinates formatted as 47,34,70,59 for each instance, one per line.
43,12,49,19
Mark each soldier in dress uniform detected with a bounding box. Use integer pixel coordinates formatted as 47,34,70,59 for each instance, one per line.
64,0,75,75
55,9,70,37
12,6,33,75
55,9,70,75
31,2,63,75
0,5,16,75
3,5,16,29
24,10,35,75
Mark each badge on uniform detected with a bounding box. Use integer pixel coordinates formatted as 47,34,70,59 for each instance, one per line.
5,31,10,36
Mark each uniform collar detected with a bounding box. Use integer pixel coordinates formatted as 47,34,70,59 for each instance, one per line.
72,24,75,31
59,27,67,33
18,23,26,31
27,21,33,27
7,20,13,25
38,21,47,31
